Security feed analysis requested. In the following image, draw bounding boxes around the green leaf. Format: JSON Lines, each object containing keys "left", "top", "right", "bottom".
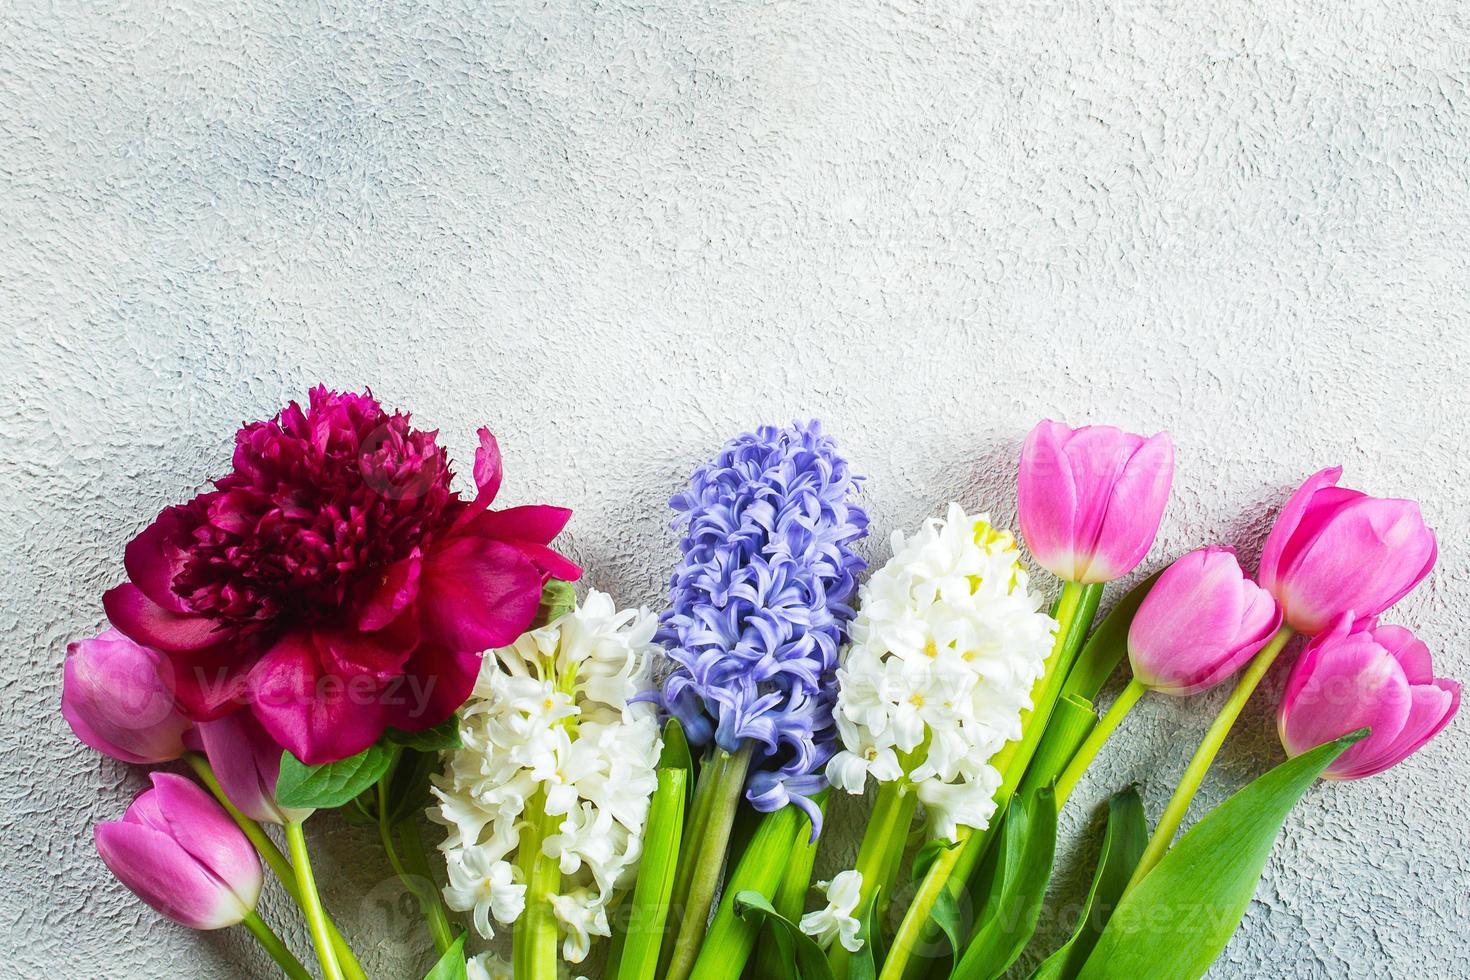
{"left": 612, "top": 766, "right": 687, "bottom": 980}
{"left": 423, "top": 933, "right": 467, "bottom": 980}
{"left": 1030, "top": 785, "right": 1147, "bottom": 980}
{"left": 847, "top": 887, "right": 884, "bottom": 980}
{"left": 952, "top": 785, "right": 1059, "bottom": 980}
{"left": 1019, "top": 694, "right": 1098, "bottom": 798}
{"left": 658, "top": 717, "right": 695, "bottom": 808}
{"left": 1075, "top": 731, "right": 1368, "bottom": 980}
{"left": 383, "top": 748, "right": 438, "bottom": 824}
{"left": 276, "top": 744, "right": 396, "bottom": 810}
{"left": 534, "top": 577, "right": 577, "bottom": 627}
{"left": 928, "top": 883, "right": 964, "bottom": 963}
{"left": 1059, "top": 570, "right": 1163, "bottom": 704}
{"left": 911, "top": 836, "right": 962, "bottom": 882}
{"left": 732, "top": 890, "right": 835, "bottom": 980}
{"left": 385, "top": 717, "right": 462, "bottom": 752}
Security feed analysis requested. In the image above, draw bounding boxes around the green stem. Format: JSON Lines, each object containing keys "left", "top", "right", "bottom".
{"left": 669, "top": 747, "right": 721, "bottom": 924}
{"left": 514, "top": 791, "right": 564, "bottom": 980}
{"left": 662, "top": 744, "right": 755, "bottom": 980}
{"left": 1125, "top": 627, "right": 1294, "bottom": 892}
{"left": 285, "top": 820, "right": 345, "bottom": 980}
{"left": 241, "top": 910, "right": 315, "bottom": 980}
{"left": 185, "top": 754, "right": 367, "bottom": 980}
{"left": 1055, "top": 677, "right": 1146, "bottom": 805}
{"left": 830, "top": 778, "right": 917, "bottom": 979}
{"left": 399, "top": 815, "right": 457, "bottom": 955}
{"left": 882, "top": 581, "right": 1095, "bottom": 980}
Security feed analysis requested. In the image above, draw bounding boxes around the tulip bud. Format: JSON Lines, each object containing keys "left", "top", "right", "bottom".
{"left": 197, "top": 712, "right": 314, "bottom": 825}
{"left": 1017, "top": 420, "right": 1174, "bottom": 584}
{"left": 62, "top": 629, "right": 193, "bottom": 764}
{"left": 94, "top": 773, "right": 263, "bottom": 929}
{"left": 1127, "top": 547, "right": 1282, "bottom": 696}
{"left": 1278, "top": 614, "right": 1460, "bottom": 780}
{"left": 1257, "top": 467, "right": 1436, "bottom": 635}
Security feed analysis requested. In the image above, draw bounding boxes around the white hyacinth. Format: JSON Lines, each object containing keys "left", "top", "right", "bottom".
{"left": 799, "top": 870, "right": 866, "bottom": 953}
{"left": 433, "top": 590, "right": 662, "bottom": 964}
{"left": 827, "top": 503, "right": 1056, "bottom": 840}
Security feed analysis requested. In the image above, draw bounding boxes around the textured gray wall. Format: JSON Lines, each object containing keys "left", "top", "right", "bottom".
{"left": 2, "top": 1, "right": 1468, "bottom": 977}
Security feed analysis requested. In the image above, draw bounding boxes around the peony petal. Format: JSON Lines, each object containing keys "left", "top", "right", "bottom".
{"left": 466, "top": 505, "right": 573, "bottom": 546}
{"left": 450, "top": 428, "right": 505, "bottom": 531}
{"left": 145, "top": 773, "right": 262, "bottom": 907}
{"left": 506, "top": 541, "right": 583, "bottom": 582}
{"left": 418, "top": 537, "right": 544, "bottom": 653}
{"left": 164, "top": 645, "right": 256, "bottom": 721}
{"left": 381, "top": 642, "right": 481, "bottom": 732}
{"left": 317, "top": 618, "right": 418, "bottom": 682}
{"left": 104, "top": 584, "right": 221, "bottom": 652}
{"left": 246, "top": 632, "right": 386, "bottom": 766}
{"left": 123, "top": 508, "right": 194, "bottom": 613}
{"left": 95, "top": 821, "right": 246, "bottom": 930}
{"left": 357, "top": 552, "right": 422, "bottom": 632}
{"left": 473, "top": 428, "right": 503, "bottom": 503}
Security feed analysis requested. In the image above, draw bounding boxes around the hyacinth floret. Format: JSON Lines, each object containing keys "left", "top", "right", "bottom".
{"left": 659, "top": 420, "right": 868, "bottom": 832}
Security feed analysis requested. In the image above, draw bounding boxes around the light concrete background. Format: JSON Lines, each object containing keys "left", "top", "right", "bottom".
{"left": 3, "top": 1, "right": 1468, "bottom": 977}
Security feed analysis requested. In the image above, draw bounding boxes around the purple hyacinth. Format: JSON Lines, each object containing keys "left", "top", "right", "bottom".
{"left": 660, "top": 421, "right": 868, "bottom": 835}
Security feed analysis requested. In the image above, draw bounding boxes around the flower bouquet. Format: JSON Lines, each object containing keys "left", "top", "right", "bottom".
{"left": 64, "top": 392, "right": 1458, "bottom": 980}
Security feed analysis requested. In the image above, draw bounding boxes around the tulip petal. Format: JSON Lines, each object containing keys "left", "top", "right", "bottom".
{"left": 1279, "top": 631, "right": 1411, "bottom": 774}
{"left": 247, "top": 632, "right": 386, "bottom": 766}
{"left": 145, "top": 773, "right": 262, "bottom": 907}
{"left": 419, "top": 537, "right": 544, "bottom": 653}
{"left": 104, "top": 584, "right": 221, "bottom": 652}
{"left": 96, "top": 822, "right": 247, "bottom": 930}
{"left": 198, "top": 713, "right": 285, "bottom": 824}
{"left": 1017, "top": 421, "right": 1084, "bottom": 580}
{"left": 1018, "top": 421, "right": 1172, "bottom": 583}
{"left": 1373, "top": 625, "right": 1434, "bottom": 684}
{"left": 1127, "top": 547, "right": 1277, "bottom": 695}
{"left": 61, "top": 630, "right": 192, "bottom": 764}
{"left": 1341, "top": 679, "right": 1460, "bottom": 779}
{"left": 1087, "top": 430, "right": 1174, "bottom": 582}
{"left": 1258, "top": 467, "right": 1342, "bottom": 589}
{"left": 1276, "top": 497, "right": 1436, "bottom": 633}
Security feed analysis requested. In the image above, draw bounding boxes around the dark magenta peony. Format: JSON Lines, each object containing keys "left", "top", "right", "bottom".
{"left": 103, "top": 387, "right": 579, "bottom": 764}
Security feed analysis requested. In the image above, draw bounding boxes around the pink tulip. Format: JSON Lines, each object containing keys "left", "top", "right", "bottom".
{"left": 94, "top": 773, "right": 263, "bottom": 929}
{"left": 197, "top": 712, "right": 313, "bottom": 825}
{"left": 62, "top": 629, "right": 193, "bottom": 764}
{"left": 1128, "top": 547, "right": 1283, "bottom": 696}
{"left": 1257, "top": 467, "right": 1436, "bottom": 635}
{"left": 1017, "top": 420, "right": 1174, "bottom": 583}
{"left": 1278, "top": 614, "right": 1460, "bottom": 780}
